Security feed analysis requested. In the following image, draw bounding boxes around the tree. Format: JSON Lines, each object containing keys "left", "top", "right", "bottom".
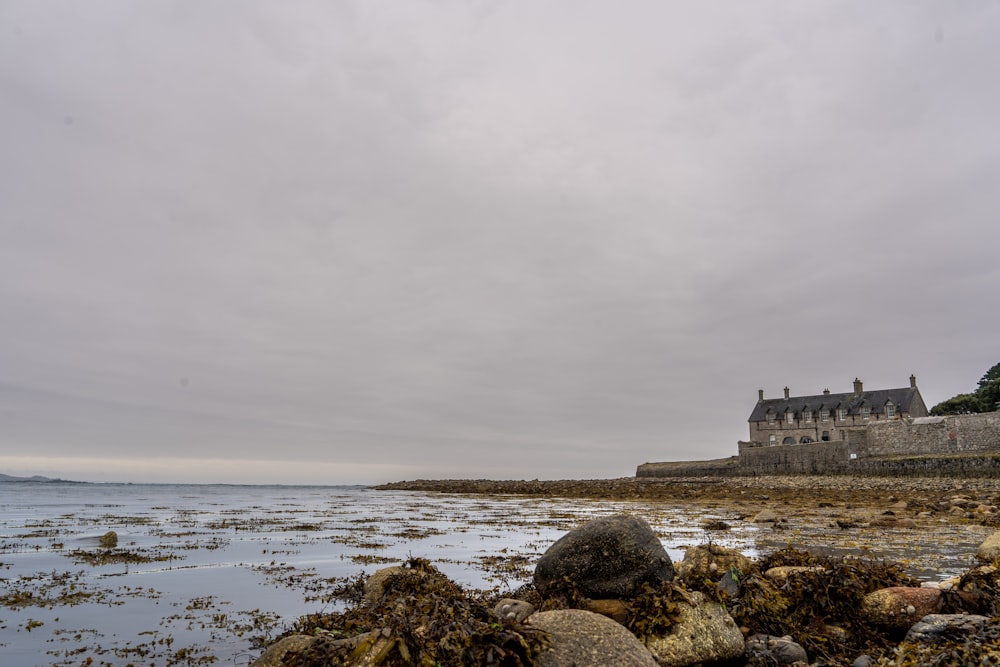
{"left": 979, "top": 362, "right": 1000, "bottom": 389}
{"left": 930, "top": 362, "right": 1000, "bottom": 415}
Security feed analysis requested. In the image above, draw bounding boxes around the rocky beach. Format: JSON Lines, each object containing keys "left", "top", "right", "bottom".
{"left": 254, "top": 475, "right": 1000, "bottom": 666}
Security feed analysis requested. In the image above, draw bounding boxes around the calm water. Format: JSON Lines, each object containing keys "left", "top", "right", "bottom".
{"left": 0, "top": 481, "right": 752, "bottom": 667}
{"left": 0, "top": 481, "right": 988, "bottom": 666}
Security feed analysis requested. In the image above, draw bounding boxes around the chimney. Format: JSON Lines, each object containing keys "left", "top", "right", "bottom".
{"left": 823, "top": 388, "right": 830, "bottom": 395}
{"left": 910, "top": 374, "right": 917, "bottom": 388}
{"left": 758, "top": 389, "right": 764, "bottom": 402}
{"left": 784, "top": 386, "right": 790, "bottom": 399}
{"left": 853, "top": 378, "right": 863, "bottom": 395}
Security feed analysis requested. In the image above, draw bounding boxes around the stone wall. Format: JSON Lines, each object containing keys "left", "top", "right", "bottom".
{"left": 733, "top": 412, "right": 1000, "bottom": 476}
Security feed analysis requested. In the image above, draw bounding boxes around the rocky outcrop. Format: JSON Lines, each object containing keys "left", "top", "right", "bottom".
{"left": 533, "top": 514, "right": 674, "bottom": 598}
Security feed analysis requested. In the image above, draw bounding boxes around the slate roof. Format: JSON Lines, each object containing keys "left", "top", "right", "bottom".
{"left": 748, "top": 386, "right": 924, "bottom": 423}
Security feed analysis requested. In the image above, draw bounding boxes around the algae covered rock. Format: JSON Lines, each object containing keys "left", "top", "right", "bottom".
{"left": 644, "top": 590, "right": 744, "bottom": 667}
{"left": 527, "top": 609, "right": 658, "bottom": 667}
{"left": 99, "top": 530, "right": 118, "bottom": 548}
{"left": 676, "top": 543, "right": 752, "bottom": 583}
{"left": 860, "top": 587, "right": 942, "bottom": 631}
{"left": 534, "top": 514, "right": 674, "bottom": 599}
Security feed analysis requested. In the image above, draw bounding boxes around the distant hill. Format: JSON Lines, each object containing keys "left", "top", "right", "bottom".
{"left": 0, "top": 473, "right": 74, "bottom": 483}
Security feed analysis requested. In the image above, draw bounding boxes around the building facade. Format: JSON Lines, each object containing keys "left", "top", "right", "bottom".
{"left": 746, "top": 376, "right": 928, "bottom": 447}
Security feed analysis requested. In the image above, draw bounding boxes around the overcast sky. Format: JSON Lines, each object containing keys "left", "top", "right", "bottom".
{"left": 1, "top": 1, "right": 998, "bottom": 485}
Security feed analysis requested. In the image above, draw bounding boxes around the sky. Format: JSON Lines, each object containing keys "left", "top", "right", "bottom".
{"left": 1, "top": 1, "right": 998, "bottom": 485}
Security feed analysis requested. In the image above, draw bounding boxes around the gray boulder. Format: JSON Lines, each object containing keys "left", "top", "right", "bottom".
{"left": 534, "top": 514, "right": 674, "bottom": 599}
{"left": 644, "top": 591, "right": 745, "bottom": 667}
{"left": 905, "top": 613, "right": 990, "bottom": 642}
{"left": 527, "top": 609, "right": 658, "bottom": 667}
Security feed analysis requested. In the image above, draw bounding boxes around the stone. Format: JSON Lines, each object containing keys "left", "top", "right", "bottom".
{"left": 745, "top": 633, "right": 809, "bottom": 665}
{"left": 904, "top": 613, "right": 990, "bottom": 642}
{"left": 977, "top": 530, "right": 1000, "bottom": 561}
{"left": 869, "top": 516, "right": 917, "bottom": 528}
{"left": 644, "top": 591, "right": 745, "bottom": 667}
{"left": 362, "top": 565, "right": 407, "bottom": 607}
{"left": 851, "top": 656, "right": 872, "bottom": 667}
{"left": 533, "top": 514, "right": 674, "bottom": 599}
{"left": 763, "top": 565, "right": 825, "bottom": 587}
{"left": 752, "top": 509, "right": 779, "bottom": 523}
{"left": 717, "top": 568, "right": 741, "bottom": 597}
{"left": 250, "top": 634, "right": 315, "bottom": 667}
{"left": 527, "top": 609, "right": 658, "bottom": 667}
{"left": 676, "top": 544, "right": 752, "bottom": 583}
{"left": 860, "top": 587, "right": 943, "bottom": 630}
{"left": 99, "top": 530, "right": 118, "bottom": 548}
{"left": 493, "top": 598, "right": 535, "bottom": 623}
{"left": 585, "top": 598, "right": 630, "bottom": 624}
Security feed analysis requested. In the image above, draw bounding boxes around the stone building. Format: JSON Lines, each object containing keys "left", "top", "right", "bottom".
{"left": 746, "top": 376, "right": 928, "bottom": 447}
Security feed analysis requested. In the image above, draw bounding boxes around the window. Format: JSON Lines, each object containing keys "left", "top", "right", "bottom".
{"left": 885, "top": 403, "right": 896, "bottom": 419}
{"left": 861, "top": 406, "right": 871, "bottom": 420}
{"left": 803, "top": 410, "right": 812, "bottom": 422}
{"left": 767, "top": 412, "right": 775, "bottom": 425}
{"left": 783, "top": 436, "right": 796, "bottom": 444}
{"left": 821, "top": 409, "right": 829, "bottom": 422}
{"left": 822, "top": 431, "right": 830, "bottom": 441}
{"left": 786, "top": 411, "right": 795, "bottom": 425}
{"left": 837, "top": 408, "right": 847, "bottom": 421}
{"left": 769, "top": 435, "right": 776, "bottom": 445}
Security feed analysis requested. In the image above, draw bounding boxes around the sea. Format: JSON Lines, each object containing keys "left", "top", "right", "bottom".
{"left": 0, "top": 481, "right": 988, "bottom": 666}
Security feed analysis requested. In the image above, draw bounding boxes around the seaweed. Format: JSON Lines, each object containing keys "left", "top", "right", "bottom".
{"left": 730, "top": 547, "right": 920, "bottom": 664}
{"left": 282, "top": 558, "right": 547, "bottom": 666}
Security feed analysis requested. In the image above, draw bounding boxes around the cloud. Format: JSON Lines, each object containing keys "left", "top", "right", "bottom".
{"left": 1, "top": 1, "right": 998, "bottom": 482}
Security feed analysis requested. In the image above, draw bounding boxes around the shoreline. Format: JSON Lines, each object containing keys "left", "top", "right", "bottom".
{"left": 375, "top": 474, "right": 1000, "bottom": 506}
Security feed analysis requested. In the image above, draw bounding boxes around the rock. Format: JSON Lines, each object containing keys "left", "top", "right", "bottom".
{"left": 717, "top": 568, "right": 741, "bottom": 597}
{"left": 904, "top": 613, "right": 990, "bottom": 642}
{"left": 752, "top": 509, "right": 779, "bottom": 523}
{"left": 585, "top": 599, "right": 630, "bottom": 624}
{"left": 851, "top": 656, "right": 872, "bottom": 667}
{"left": 889, "top": 616, "right": 1000, "bottom": 665}
{"left": 763, "top": 565, "right": 825, "bottom": 587}
{"left": 676, "top": 544, "right": 752, "bottom": 583}
{"left": 977, "top": 530, "right": 1000, "bottom": 561}
{"left": 745, "top": 633, "right": 808, "bottom": 665}
{"left": 362, "top": 565, "right": 407, "bottom": 606}
{"left": 869, "top": 516, "right": 917, "bottom": 528}
{"left": 493, "top": 598, "right": 535, "bottom": 623}
{"left": 527, "top": 609, "right": 658, "bottom": 667}
{"left": 250, "top": 634, "right": 315, "bottom": 667}
{"left": 860, "top": 587, "right": 942, "bottom": 630}
{"left": 99, "top": 530, "right": 118, "bottom": 548}
{"left": 534, "top": 514, "right": 674, "bottom": 599}
{"left": 644, "top": 591, "right": 745, "bottom": 667}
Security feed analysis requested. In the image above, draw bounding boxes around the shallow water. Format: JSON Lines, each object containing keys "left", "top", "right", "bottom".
{"left": 0, "top": 481, "right": 988, "bottom": 666}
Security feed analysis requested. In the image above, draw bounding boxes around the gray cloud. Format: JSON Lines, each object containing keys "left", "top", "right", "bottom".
{"left": 1, "top": 1, "right": 998, "bottom": 483}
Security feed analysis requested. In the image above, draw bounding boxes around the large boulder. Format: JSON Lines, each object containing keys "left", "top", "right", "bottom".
{"left": 527, "top": 609, "right": 658, "bottom": 667}
{"left": 644, "top": 591, "right": 745, "bottom": 667}
{"left": 534, "top": 514, "right": 674, "bottom": 599}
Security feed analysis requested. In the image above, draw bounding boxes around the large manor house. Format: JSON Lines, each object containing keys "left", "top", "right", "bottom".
{"left": 746, "top": 376, "right": 928, "bottom": 447}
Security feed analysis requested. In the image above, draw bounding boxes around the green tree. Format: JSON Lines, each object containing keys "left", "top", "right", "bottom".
{"left": 979, "top": 362, "right": 1000, "bottom": 388}
{"left": 930, "top": 362, "right": 1000, "bottom": 415}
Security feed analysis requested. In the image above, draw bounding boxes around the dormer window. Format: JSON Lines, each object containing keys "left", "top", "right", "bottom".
{"left": 803, "top": 410, "right": 812, "bottom": 422}
{"left": 767, "top": 412, "right": 775, "bottom": 426}
{"left": 820, "top": 409, "right": 829, "bottom": 422}
{"left": 861, "top": 406, "right": 871, "bottom": 420}
{"left": 786, "top": 411, "right": 795, "bottom": 425}
{"left": 837, "top": 408, "right": 847, "bottom": 421}
{"left": 885, "top": 402, "right": 896, "bottom": 419}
